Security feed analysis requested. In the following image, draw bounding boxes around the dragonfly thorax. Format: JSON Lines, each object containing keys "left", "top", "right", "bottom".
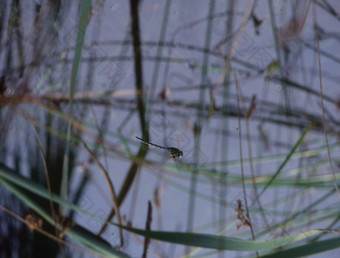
{"left": 167, "top": 147, "right": 183, "bottom": 158}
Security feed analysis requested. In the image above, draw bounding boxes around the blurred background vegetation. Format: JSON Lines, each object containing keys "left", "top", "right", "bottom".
{"left": 0, "top": 0, "right": 339, "bottom": 257}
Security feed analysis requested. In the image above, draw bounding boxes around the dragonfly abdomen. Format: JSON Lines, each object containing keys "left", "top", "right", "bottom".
{"left": 136, "top": 136, "right": 165, "bottom": 149}
{"left": 147, "top": 142, "right": 168, "bottom": 150}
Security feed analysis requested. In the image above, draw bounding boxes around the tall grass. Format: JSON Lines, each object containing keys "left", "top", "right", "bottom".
{"left": 0, "top": 0, "right": 339, "bottom": 257}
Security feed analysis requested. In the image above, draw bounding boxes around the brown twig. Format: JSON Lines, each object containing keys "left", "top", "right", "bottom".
{"left": 82, "top": 140, "right": 124, "bottom": 247}
{"left": 314, "top": 5, "right": 340, "bottom": 198}
{"left": 233, "top": 66, "right": 258, "bottom": 258}
{"left": 142, "top": 201, "right": 152, "bottom": 258}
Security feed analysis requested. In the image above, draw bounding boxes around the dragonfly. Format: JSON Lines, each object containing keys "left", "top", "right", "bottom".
{"left": 136, "top": 136, "right": 183, "bottom": 158}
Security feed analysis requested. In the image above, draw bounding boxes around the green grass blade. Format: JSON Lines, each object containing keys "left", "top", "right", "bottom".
{"left": 117, "top": 224, "right": 324, "bottom": 251}
{"left": 61, "top": 0, "right": 92, "bottom": 215}
{"left": 257, "top": 125, "right": 312, "bottom": 198}
{"left": 260, "top": 237, "right": 340, "bottom": 258}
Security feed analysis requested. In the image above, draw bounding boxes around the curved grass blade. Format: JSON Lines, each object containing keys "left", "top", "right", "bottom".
{"left": 117, "top": 224, "right": 324, "bottom": 251}
{"left": 260, "top": 236, "right": 340, "bottom": 258}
